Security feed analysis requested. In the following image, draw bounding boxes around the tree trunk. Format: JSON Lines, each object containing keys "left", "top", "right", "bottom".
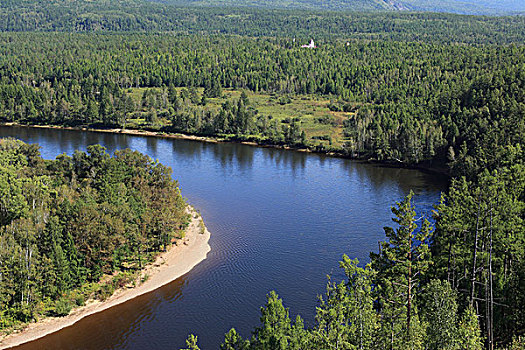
{"left": 488, "top": 210, "right": 494, "bottom": 349}
{"left": 407, "top": 235, "right": 412, "bottom": 337}
{"left": 470, "top": 199, "right": 481, "bottom": 305}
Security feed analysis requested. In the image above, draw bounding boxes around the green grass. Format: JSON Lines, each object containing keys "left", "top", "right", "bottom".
{"left": 126, "top": 87, "right": 353, "bottom": 149}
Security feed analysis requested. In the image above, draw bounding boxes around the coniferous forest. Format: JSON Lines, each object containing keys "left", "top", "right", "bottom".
{"left": 1, "top": 33, "right": 524, "bottom": 178}
{"left": 0, "top": 0, "right": 524, "bottom": 349}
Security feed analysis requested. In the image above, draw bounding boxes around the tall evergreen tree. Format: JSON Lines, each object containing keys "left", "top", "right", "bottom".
{"left": 371, "top": 192, "right": 432, "bottom": 350}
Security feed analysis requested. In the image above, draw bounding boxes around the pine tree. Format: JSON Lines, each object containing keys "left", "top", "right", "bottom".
{"left": 458, "top": 307, "right": 483, "bottom": 350}
{"left": 371, "top": 192, "right": 432, "bottom": 350}
{"left": 314, "top": 256, "right": 378, "bottom": 349}
{"left": 251, "top": 291, "right": 293, "bottom": 350}
{"left": 221, "top": 329, "right": 249, "bottom": 350}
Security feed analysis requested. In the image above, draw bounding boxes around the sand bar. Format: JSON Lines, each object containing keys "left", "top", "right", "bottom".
{"left": 0, "top": 206, "right": 211, "bottom": 349}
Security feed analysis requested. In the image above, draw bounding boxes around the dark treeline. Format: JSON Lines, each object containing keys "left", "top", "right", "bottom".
{"left": 1, "top": 0, "right": 525, "bottom": 44}
{"left": 0, "top": 33, "right": 523, "bottom": 176}
{"left": 0, "top": 138, "right": 187, "bottom": 328}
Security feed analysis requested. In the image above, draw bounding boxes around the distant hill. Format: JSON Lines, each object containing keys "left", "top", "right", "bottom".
{"left": 149, "top": 0, "right": 408, "bottom": 11}
{"left": 150, "top": 0, "right": 524, "bottom": 14}
{"left": 1, "top": 0, "right": 524, "bottom": 42}
{"left": 401, "top": 0, "right": 524, "bottom": 15}
{"left": 1, "top": 0, "right": 523, "bottom": 19}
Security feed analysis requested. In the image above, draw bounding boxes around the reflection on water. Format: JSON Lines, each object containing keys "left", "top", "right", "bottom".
{"left": 0, "top": 126, "right": 448, "bottom": 350}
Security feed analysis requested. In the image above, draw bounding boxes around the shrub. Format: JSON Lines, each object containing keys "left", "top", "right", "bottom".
{"left": 96, "top": 283, "right": 115, "bottom": 301}
{"left": 54, "top": 298, "right": 72, "bottom": 317}
{"left": 279, "top": 96, "right": 292, "bottom": 105}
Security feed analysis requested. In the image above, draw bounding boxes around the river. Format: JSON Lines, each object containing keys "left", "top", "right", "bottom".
{"left": 0, "top": 126, "right": 448, "bottom": 350}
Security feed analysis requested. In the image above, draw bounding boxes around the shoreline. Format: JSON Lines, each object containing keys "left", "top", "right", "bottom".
{"left": 0, "top": 122, "right": 222, "bottom": 144}
{"left": 0, "top": 122, "right": 450, "bottom": 177}
{"left": 0, "top": 206, "right": 211, "bottom": 350}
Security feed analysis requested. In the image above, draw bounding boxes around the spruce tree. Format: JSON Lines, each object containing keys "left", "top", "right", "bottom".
{"left": 371, "top": 192, "right": 432, "bottom": 350}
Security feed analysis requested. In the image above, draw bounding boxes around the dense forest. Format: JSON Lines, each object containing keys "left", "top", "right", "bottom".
{"left": 154, "top": 0, "right": 524, "bottom": 14}
{"left": 0, "top": 0, "right": 524, "bottom": 348}
{"left": 151, "top": 0, "right": 403, "bottom": 11}
{"left": 1, "top": 1, "right": 525, "bottom": 43}
{"left": 0, "top": 33, "right": 523, "bottom": 177}
{"left": 0, "top": 138, "right": 188, "bottom": 329}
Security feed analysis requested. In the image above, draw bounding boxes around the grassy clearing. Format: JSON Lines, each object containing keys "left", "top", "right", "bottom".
{"left": 125, "top": 87, "right": 354, "bottom": 149}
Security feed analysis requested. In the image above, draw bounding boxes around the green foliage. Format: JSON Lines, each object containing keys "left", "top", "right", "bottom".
{"left": 507, "top": 336, "right": 525, "bottom": 350}
{"left": 432, "top": 167, "right": 525, "bottom": 344}
{"left": 313, "top": 257, "right": 378, "bottom": 349}
{"left": 370, "top": 192, "right": 431, "bottom": 349}
{"left": 54, "top": 298, "right": 73, "bottom": 317}
{"left": 181, "top": 334, "right": 201, "bottom": 350}
{"left": 204, "top": 78, "right": 223, "bottom": 99}
{"left": 421, "top": 279, "right": 460, "bottom": 350}
{"left": 0, "top": 166, "right": 27, "bottom": 226}
{"left": 251, "top": 291, "right": 293, "bottom": 349}
{"left": 0, "top": 139, "right": 187, "bottom": 330}
{"left": 221, "top": 329, "right": 249, "bottom": 350}
{"left": 1, "top": 1, "right": 524, "bottom": 39}
{"left": 458, "top": 307, "right": 483, "bottom": 350}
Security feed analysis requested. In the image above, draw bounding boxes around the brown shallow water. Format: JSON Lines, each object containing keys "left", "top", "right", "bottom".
{"left": 0, "top": 125, "right": 448, "bottom": 350}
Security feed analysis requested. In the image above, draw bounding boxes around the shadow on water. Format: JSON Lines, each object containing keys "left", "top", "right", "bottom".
{"left": 10, "top": 276, "right": 189, "bottom": 350}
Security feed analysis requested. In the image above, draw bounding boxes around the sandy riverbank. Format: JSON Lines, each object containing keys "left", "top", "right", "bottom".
{"left": 1, "top": 122, "right": 221, "bottom": 144}
{"left": 0, "top": 123, "right": 310, "bottom": 152}
{"left": 0, "top": 206, "right": 211, "bottom": 350}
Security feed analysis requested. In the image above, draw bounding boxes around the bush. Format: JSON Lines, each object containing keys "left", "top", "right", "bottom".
{"left": 343, "top": 103, "right": 356, "bottom": 112}
{"left": 509, "top": 336, "right": 525, "bottom": 350}
{"left": 14, "top": 306, "right": 34, "bottom": 323}
{"left": 311, "top": 135, "right": 331, "bottom": 141}
{"left": 70, "top": 291, "right": 85, "bottom": 306}
{"left": 316, "top": 114, "right": 338, "bottom": 126}
{"left": 279, "top": 96, "right": 292, "bottom": 105}
{"left": 328, "top": 102, "right": 342, "bottom": 111}
{"left": 112, "top": 272, "right": 135, "bottom": 289}
{"left": 96, "top": 283, "right": 115, "bottom": 301}
{"left": 54, "top": 298, "right": 72, "bottom": 317}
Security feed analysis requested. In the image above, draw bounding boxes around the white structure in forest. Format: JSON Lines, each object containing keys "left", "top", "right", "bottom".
{"left": 301, "top": 39, "right": 316, "bottom": 48}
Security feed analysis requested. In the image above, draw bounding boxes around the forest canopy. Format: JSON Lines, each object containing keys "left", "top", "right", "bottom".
{"left": 0, "top": 33, "right": 523, "bottom": 177}
{"left": 0, "top": 1, "right": 524, "bottom": 44}
{"left": 0, "top": 138, "right": 188, "bottom": 329}
{"left": 0, "top": 0, "right": 524, "bottom": 348}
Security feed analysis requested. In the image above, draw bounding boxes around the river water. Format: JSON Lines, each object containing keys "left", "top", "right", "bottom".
{"left": 0, "top": 126, "right": 448, "bottom": 350}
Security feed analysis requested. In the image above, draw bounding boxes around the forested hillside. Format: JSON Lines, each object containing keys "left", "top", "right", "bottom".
{"left": 401, "top": 0, "right": 524, "bottom": 15}
{"left": 0, "top": 33, "right": 523, "bottom": 177}
{"left": 154, "top": 0, "right": 523, "bottom": 14}
{"left": 0, "top": 139, "right": 188, "bottom": 329}
{"left": 149, "top": 0, "right": 403, "bottom": 11}
{"left": 1, "top": 0, "right": 525, "bottom": 43}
